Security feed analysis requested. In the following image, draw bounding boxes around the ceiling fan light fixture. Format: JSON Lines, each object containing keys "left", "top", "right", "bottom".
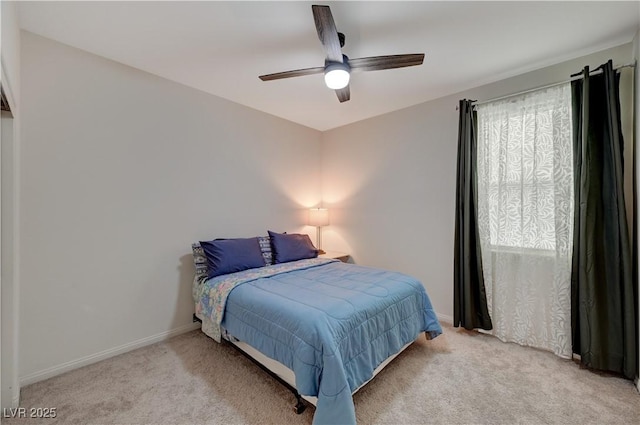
{"left": 324, "top": 62, "right": 350, "bottom": 89}
{"left": 258, "top": 6, "right": 425, "bottom": 102}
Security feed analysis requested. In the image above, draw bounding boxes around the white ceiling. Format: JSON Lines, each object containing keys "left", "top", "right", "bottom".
{"left": 17, "top": 1, "right": 640, "bottom": 131}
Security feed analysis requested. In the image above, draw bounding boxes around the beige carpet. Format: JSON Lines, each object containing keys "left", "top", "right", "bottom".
{"left": 5, "top": 324, "right": 639, "bottom": 425}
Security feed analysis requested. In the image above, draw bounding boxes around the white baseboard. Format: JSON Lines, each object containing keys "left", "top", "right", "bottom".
{"left": 436, "top": 312, "right": 453, "bottom": 325}
{"left": 20, "top": 322, "right": 201, "bottom": 387}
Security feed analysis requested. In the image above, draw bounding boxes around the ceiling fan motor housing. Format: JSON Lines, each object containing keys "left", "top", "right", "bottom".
{"left": 325, "top": 55, "right": 351, "bottom": 68}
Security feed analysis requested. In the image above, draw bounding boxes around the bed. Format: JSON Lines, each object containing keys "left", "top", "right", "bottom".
{"left": 192, "top": 234, "right": 442, "bottom": 425}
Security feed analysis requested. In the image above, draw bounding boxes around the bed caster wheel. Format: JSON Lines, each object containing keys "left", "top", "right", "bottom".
{"left": 294, "top": 400, "right": 306, "bottom": 414}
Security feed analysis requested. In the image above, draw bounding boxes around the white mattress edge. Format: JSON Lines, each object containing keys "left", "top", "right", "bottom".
{"left": 224, "top": 332, "right": 414, "bottom": 406}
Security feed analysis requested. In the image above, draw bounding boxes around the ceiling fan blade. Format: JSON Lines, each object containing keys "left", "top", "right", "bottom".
{"left": 335, "top": 85, "right": 350, "bottom": 103}
{"left": 259, "top": 66, "right": 325, "bottom": 81}
{"left": 312, "top": 5, "right": 343, "bottom": 63}
{"left": 348, "top": 54, "right": 425, "bottom": 72}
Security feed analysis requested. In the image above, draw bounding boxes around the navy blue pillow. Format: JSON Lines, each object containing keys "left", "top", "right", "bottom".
{"left": 199, "top": 237, "right": 265, "bottom": 279}
{"left": 268, "top": 231, "right": 318, "bottom": 264}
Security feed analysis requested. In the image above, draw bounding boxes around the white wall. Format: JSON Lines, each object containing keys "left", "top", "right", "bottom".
{"left": 1, "top": 0, "right": 22, "bottom": 409}
{"left": 19, "top": 32, "right": 322, "bottom": 383}
{"left": 321, "top": 43, "right": 634, "bottom": 324}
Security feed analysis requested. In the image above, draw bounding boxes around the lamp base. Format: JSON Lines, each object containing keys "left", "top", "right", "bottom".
{"left": 315, "top": 226, "right": 325, "bottom": 255}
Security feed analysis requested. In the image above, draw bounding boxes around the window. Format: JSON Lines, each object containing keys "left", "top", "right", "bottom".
{"left": 476, "top": 85, "right": 573, "bottom": 252}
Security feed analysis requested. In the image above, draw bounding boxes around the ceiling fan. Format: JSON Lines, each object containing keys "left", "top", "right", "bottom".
{"left": 258, "top": 5, "right": 425, "bottom": 103}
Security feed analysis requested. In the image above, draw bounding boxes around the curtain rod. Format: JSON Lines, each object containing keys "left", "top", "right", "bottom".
{"left": 458, "top": 62, "right": 635, "bottom": 109}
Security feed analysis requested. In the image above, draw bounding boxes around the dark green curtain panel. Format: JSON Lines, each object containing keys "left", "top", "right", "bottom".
{"left": 571, "top": 60, "right": 638, "bottom": 380}
{"left": 454, "top": 99, "right": 492, "bottom": 331}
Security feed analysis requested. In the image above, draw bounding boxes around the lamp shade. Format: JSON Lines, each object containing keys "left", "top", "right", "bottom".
{"left": 309, "top": 208, "right": 329, "bottom": 227}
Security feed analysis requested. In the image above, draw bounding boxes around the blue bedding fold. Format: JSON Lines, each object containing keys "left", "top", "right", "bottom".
{"left": 219, "top": 260, "right": 442, "bottom": 424}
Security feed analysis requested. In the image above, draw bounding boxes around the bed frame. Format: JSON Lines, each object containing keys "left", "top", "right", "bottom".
{"left": 193, "top": 314, "right": 412, "bottom": 414}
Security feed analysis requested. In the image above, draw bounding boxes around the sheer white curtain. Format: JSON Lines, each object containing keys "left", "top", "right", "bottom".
{"left": 476, "top": 84, "right": 574, "bottom": 358}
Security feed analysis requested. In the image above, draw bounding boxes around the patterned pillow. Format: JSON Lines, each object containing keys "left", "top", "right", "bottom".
{"left": 191, "top": 242, "right": 209, "bottom": 284}
{"left": 192, "top": 236, "right": 273, "bottom": 284}
{"left": 258, "top": 235, "right": 274, "bottom": 266}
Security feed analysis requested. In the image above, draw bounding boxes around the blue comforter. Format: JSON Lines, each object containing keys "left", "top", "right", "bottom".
{"left": 217, "top": 259, "right": 441, "bottom": 424}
